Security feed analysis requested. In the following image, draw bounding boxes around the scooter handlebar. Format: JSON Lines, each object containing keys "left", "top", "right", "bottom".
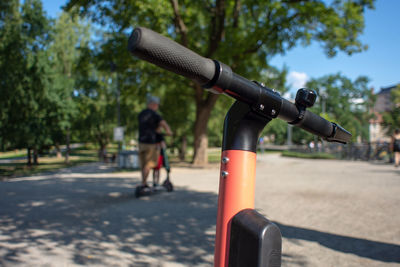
{"left": 128, "top": 27, "right": 352, "bottom": 144}
{"left": 128, "top": 27, "right": 216, "bottom": 86}
{"left": 326, "top": 123, "right": 352, "bottom": 144}
{"left": 296, "top": 111, "right": 351, "bottom": 144}
{"left": 279, "top": 98, "right": 351, "bottom": 143}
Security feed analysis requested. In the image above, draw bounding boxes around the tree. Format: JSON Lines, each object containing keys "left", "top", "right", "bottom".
{"left": 72, "top": 45, "right": 119, "bottom": 157}
{"left": 305, "top": 73, "right": 374, "bottom": 143}
{"left": 48, "top": 11, "right": 90, "bottom": 162}
{"left": 66, "top": 0, "right": 375, "bottom": 165}
{"left": 0, "top": 0, "right": 54, "bottom": 164}
{"left": 0, "top": 0, "right": 24, "bottom": 151}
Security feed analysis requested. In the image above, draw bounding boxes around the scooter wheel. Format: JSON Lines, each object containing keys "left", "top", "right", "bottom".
{"left": 166, "top": 182, "right": 174, "bottom": 192}
{"left": 135, "top": 186, "right": 142, "bottom": 198}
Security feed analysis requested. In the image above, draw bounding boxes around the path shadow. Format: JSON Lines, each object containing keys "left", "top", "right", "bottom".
{"left": 277, "top": 222, "right": 400, "bottom": 264}
{"left": 0, "top": 175, "right": 217, "bottom": 266}
{"left": 42, "top": 162, "right": 117, "bottom": 175}
{"left": 2, "top": 167, "right": 399, "bottom": 266}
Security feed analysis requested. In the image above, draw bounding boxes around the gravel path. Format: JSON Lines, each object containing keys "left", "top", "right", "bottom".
{"left": 0, "top": 153, "right": 399, "bottom": 266}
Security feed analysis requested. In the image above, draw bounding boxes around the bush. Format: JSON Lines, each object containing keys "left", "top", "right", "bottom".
{"left": 282, "top": 151, "right": 336, "bottom": 160}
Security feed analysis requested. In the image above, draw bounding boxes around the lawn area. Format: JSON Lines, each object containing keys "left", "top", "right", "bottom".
{"left": 166, "top": 147, "right": 223, "bottom": 164}
{"left": 281, "top": 150, "right": 336, "bottom": 159}
{"left": 1, "top": 146, "right": 288, "bottom": 178}
{"left": 0, "top": 150, "right": 27, "bottom": 159}
{"left": 0, "top": 147, "right": 99, "bottom": 178}
{"left": 168, "top": 147, "right": 282, "bottom": 164}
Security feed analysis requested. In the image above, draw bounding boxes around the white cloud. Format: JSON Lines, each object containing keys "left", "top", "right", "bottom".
{"left": 287, "top": 71, "right": 309, "bottom": 90}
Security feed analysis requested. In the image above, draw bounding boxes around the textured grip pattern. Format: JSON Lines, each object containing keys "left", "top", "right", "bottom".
{"left": 297, "top": 110, "right": 333, "bottom": 138}
{"left": 128, "top": 27, "right": 215, "bottom": 85}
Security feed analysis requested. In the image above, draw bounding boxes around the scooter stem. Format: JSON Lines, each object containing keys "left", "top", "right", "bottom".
{"left": 214, "top": 101, "right": 271, "bottom": 267}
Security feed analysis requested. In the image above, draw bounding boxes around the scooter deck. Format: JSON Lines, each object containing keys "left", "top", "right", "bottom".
{"left": 135, "top": 179, "right": 173, "bottom": 198}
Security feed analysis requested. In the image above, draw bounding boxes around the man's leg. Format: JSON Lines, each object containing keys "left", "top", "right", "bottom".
{"left": 152, "top": 169, "right": 158, "bottom": 186}
{"left": 142, "top": 166, "right": 151, "bottom": 186}
{"left": 139, "top": 144, "right": 150, "bottom": 186}
{"left": 139, "top": 143, "right": 159, "bottom": 186}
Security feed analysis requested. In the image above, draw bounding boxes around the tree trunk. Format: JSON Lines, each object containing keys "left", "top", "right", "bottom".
{"left": 101, "top": 145, "right": 107, "bottom": 162}
{"left": 179, "top": 135, "right": 187, "bottom": 161}
{"left": 192, "top": 122, "right": 208, "bottom": 166}
{"left": 192, "top": 91, "right": 219, "bottom": 166}
{"left": 55, "top": 143, "right": 62, "bottom": 158}
{"left": 27, "top": 147, "right": 32, "bottom": 166}
{"left": 169, "top": 0, "right": 224, "bottom": 166}
{"left": 33, "top": 148, "right": 39, "bottom": 165}
{"left": 98, "top": 141, "right": 107, "bottom": 162}
{"left": 65, "top": 128, "right": 70, "bottom": 163}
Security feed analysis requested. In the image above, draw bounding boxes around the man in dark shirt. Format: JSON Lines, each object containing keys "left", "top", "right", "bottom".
{"left": 138, "top": 96, "right": 172, "bottom": 187}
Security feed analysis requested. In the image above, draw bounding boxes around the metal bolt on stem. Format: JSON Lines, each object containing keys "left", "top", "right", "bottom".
{"left": 221, "top": 171, "right": 229, "bottom": 178}
{"left": 222, "top": 157, "right": 229, "bottom": 164}
{"left": 271, "top": 109, "right": 276, "bottom": 116}
{"left": 259, "top": 104, "right": 265, "bottom": 111}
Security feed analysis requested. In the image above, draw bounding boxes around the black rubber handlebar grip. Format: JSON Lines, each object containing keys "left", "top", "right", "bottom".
{"left": 327, "top": 123, "right": 352, "bottom": 143}
{"left": 128, "top": 27, "right": 216, "bottom": 86}
{"left": 296, "top": 110, "right": 334, "bottom": 138}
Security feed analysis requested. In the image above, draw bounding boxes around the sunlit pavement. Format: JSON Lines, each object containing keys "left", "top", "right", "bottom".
{"left": 1, "top": 154, "right": 399, "bottom": 266}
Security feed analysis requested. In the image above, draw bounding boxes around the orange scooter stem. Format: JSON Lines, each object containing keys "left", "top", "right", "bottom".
{"left": 213, "top": 101, "right": 271, "bottom": 267}
{"left": 214, "top": 149, "right": 257, "bottom": 267}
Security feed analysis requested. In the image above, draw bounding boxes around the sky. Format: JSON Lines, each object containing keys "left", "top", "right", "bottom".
{"left": 270, "top": 0, "right": 400, "bottom": 94}
{"left": 42, "top": 0, "right": 399, "bottom": 94}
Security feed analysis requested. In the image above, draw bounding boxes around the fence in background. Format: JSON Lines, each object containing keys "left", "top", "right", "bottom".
{"left": 285, "top": 141, "right": 392, "bottom": 163}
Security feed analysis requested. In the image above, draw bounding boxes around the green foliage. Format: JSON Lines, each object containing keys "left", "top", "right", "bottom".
{"left": 0, "top": 0, "right": 375, "bottom": 166}
{"left": 65, "top": 0, "right": 375, "bottom": 164}
{"left": 262, "top": 119, "right": 288, "bottom": 145}
{"left": 47, "top": 12, "right": 90, "bottom": 149}
{"left": 282, "top": 150, "right": 336, "bottom": 160}
{"left": 0, "top": 146, "right": 97, "bottom": 177}
{"left": 72, "top": 56, "right": 118, "bottom": 151}
{"left": 0, "top": 0, "right": 53, "bottom": 152}
{"left": 305, "top": 73, "right": 374, "bottom": 143}
{"left": 0, "top": 2, "right": 91, "bottom": 165}
{"left": 263, "top": 73, "right": 374, "bottom": 145}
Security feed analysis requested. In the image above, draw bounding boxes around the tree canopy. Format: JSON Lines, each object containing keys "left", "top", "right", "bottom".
{"left": 65, "top": 0, "right": 375, "bottom": 165}
{"left": 0, "top": 0, "right": 380, "bottom": 166}
{"left": 0, "top": 1, "right": 91, "bottom": 163}
{"left": 306, "top": 73, "right": 374, "bottom": 143}
{"left": 0, "top": 0, "right": 53, "bottom": 163}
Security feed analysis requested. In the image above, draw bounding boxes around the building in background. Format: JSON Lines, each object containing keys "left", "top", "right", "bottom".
{"left": 369, "top": 85, "right": 398, "bottom": 142}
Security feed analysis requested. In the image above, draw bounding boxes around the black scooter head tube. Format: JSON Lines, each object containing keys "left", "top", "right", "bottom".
{"left": 128, "top": 27, "right": 352, "bottom": 144}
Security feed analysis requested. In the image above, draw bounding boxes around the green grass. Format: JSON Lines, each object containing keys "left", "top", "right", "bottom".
{"left": 257, "top": 149, "right": 283, "bottom": 154}
{"left": 0, "top": 150, "right": 27, "bottom": 159}
{"left": 208, "top": 150, "right": 222, "bottom": 163}
{"left": 165, "top": 147, "right": 222, "bottom": 164}
{"left": 0, "top": 148, "right": 98, "bottom": 178}
{"left": 167, "top": 148, "right": 280, "bottom": 165}
{"left": 3, "top": 145, "right": 285, "bottom": 177}
{"left": 0, "top": 142, "right": 125, "bottom": 178}
{"left": 281, "top": 150, "right": 336, "bottom": 160}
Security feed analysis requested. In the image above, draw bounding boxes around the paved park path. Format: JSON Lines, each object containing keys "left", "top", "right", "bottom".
{"left": 0, "top": 153, "right": 399, "bottom": 266}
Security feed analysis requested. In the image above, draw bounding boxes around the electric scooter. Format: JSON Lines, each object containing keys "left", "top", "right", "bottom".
{"left": 128, "top": 27, "right": 351, "bottom": 267}
{"left": 135, "top": 139, "right": 174, "bottom": 198}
